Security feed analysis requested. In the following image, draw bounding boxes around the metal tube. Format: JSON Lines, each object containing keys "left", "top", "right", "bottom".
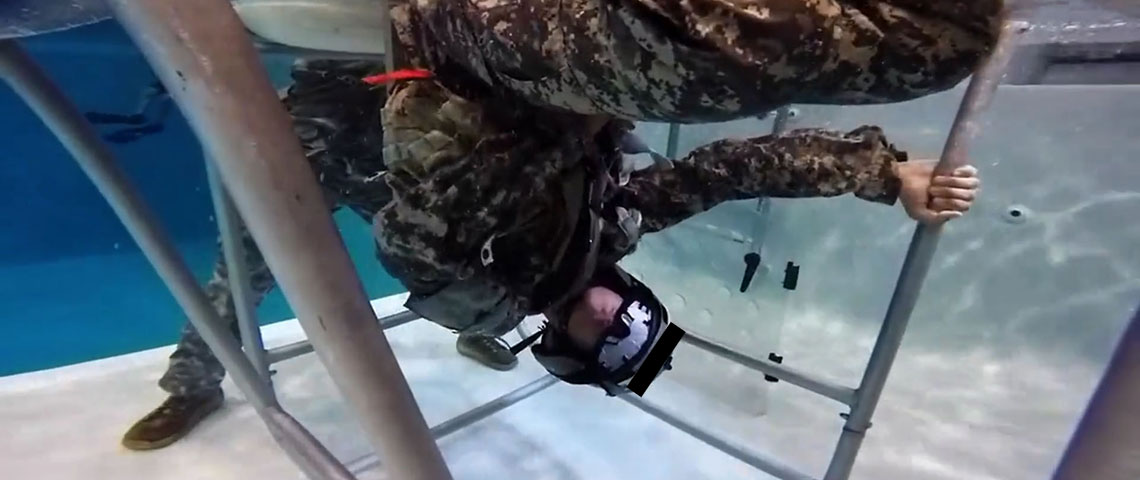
{"left": 622, "top": 396, "right": 817, "bottom": 480}
{"left": 266, "top": 340, "right": 316, "bottom": 365}
{"left": 378, "top": 0, "right": 395, "bottom": 75}
{"left": 345, "top": 376, "right": 560, "bottom": 475}
{"left": 251, "top": 38, "right": 386, "bottom": 61}
{"left": 430, "top": 376, "right": 559, "bottom": 439}
{"left": 770, "top": 105, "right": 791, "bottom": 135}
{"left": 262, "top": 407, "right": 357, "bottom": 480}
{"left": 749, "top": 105, "right": 791, "bottom": 254}
{"left": 665, "top": 123, "right": 681, "bottom": 159}
{"left": 206, "top": 156, "right": 273, "bottom": 388}
{"left": 0, "top": 38, "right": 359, "bottom": 480}
{"left": 103, "top": 2, "right": 453, "bottom": 479}
{"left": 681, "top": 333, "right": 856, "bottom": 406}
{"left": 266, "top": 310, "right": 421, "bottom": 365}
{"left": 1051, "top": 304, "right": 1140, "bottom": 480}
{"left": 822, "top": 19, "right": 1027, "bottom": 480}
{"left": 0, "top": 38, "right": 276, "bottom": 410}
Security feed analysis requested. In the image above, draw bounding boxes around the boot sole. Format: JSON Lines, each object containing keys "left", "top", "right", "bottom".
{"left": 456, "top": 345, "right": 519, "bottom": 371}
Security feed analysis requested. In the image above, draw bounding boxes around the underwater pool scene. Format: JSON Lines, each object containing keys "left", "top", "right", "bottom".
{"left": 2, "top": 2, "right": 1138, "bottom": 480}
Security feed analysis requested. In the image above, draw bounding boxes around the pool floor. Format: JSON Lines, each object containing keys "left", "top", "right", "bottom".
{"left": 0, "top": 295, "right": 775, "bottom": 480}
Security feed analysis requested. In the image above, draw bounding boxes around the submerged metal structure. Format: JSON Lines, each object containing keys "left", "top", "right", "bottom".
{"left": 3, "top": 1, "right": 1137, "bottom": 479}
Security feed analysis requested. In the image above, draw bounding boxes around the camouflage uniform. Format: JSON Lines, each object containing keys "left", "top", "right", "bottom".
{"left": 374, "top": 0, "right": 1002, "bottom": 335}
{"left": 390, "top": 0, "right": 1003, "bottom": 121}
{"left": 159, "top": 60, "right": 391, "bottom": 396}
{"left": 162, "top": 0, "right": 1004, "bottom": 394}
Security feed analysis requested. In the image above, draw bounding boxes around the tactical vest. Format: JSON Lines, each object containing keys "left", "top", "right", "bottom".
{"left": 400, "top": 133, "right": 641, "bottom": 337}
{"left": 378, "top": 27, "right": 645, "bottom": 337}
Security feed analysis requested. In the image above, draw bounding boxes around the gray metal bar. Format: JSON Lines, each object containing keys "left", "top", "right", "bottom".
{"left": 622, "top": 395, "right": 817, "bottom": 480}
{"left": 749, "top": 105, "right": 791, "bottom": 254}
{"left": 1051, "top": 303, "right": 1140, "bottom": 480}
{"left": 266, "top": 310, "right": 421, "bottom": 365}
{"left": 379, "top": 0, "right": 395, "bottom": 75}
{"left": 0, "top": 38, "right": 356, "bottom": 480}
{"left": 682, "top": 333, "right": 856, "bottom": 406}
{"left": 205, "top": 156, "right": 273, "bottom": 388}
{"left": 430, "top": 376, "right": 559, "bottom": 439}
{"left": 251, "top": 38, "right": 386, "bottom": 61}
{"left": 665, "top": 123, "right": 681, "bottom": 159}
{"left": 103, "top": 1, "right": 453, "bottom": 479}
{"left": 263, "top": 407, "right": 356, "bottom": 480}
{"left": 822, "top": 19, "right": 1027, "bottom": 480}
{"left": 0, "top": 37, "right": 277, "bottom": 411}
{"left": 346, "top": 376, "right": 560, "bottom": 475}
{"left": 770, "top": 105, "right": 791, "bottom": 134}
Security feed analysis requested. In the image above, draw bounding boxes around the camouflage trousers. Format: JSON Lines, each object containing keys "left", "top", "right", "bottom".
{"left": 159, "top": 57, "right": 436, "bottom": 397}
{"left": 156, "top": 207, "right": 502, "bottom": 397}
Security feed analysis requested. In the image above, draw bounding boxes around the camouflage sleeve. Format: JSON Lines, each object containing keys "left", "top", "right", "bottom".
{"left": 396, "top": 0, "right": 1004, "bottom": 122}
{"left": 614, "top": 126, "right": 904, "bottom": 233}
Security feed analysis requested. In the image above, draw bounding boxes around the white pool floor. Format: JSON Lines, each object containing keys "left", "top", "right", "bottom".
{"left": 0, "top": 295, "right": 779, "bottom": 480}
{"left": 0, "top": 286, "right": 1103, "bottom": 480}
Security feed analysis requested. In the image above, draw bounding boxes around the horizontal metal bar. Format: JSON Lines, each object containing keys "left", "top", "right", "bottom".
{"left": 250, "top": 37, "right": 386, "bottom": 61}
{"left": 431, "top": 376, "right": 559, "bottom": 439}
{"left": 621, "top": 395, "right": 817, "bottom": 480}
{"left": 265, "top": 339, "right": 317, "bottom": 365}
{"left": 681, "top": 333, "right": 856, "bottom": 406}
{"left": 266, "top": 310, "right": 421, "bottom": 364}
{"left": 346, "top": 375, "right": 560, "bottom": 474}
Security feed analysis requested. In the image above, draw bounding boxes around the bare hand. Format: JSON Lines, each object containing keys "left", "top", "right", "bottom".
{"left": 895, "top": 160, "right": 980, "bottom": 225}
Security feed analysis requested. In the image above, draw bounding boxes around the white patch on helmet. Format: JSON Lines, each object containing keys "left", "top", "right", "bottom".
{"left": 598, "top": 300, "right": 652, "bottom": 370}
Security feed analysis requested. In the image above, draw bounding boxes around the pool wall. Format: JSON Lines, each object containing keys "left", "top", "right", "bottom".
{"left": 628, "top": 83, "right": 1140, "bottom": 479}
{"left": 0, "top": 22, "right": 396, "bottom": 375}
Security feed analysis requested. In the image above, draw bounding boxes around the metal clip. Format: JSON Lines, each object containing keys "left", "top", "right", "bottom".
{"left": 480, "top": 234, "right": 496, "bottom": 267}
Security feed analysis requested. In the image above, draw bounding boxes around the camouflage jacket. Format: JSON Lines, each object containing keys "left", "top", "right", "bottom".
{"left": 375, "top": 80, "right": 906, "bottom": 336}
{"left": 373, "top": 0, "right": 1003, "bottom": 336}
{"left": 389, "top": 0, "right": 1003, "bottom": 122}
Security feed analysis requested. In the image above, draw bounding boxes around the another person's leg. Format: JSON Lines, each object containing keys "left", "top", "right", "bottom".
{"left": 122, "top": 228, "right": 276, "bottom": 451}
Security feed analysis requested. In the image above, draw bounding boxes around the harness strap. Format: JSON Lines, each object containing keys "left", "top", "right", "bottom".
{"left": 552, "top": 166, "right": 586, "bottom": 270}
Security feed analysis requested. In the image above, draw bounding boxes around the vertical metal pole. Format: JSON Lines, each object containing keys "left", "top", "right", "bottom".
{"left": 378, "top": 0, "right": 395, "bottom": 76}
{"left": 770, "top": 106, "right": 791, "bottom": 135}
{"left": 1051, "top": 304, "right": 1140, "bottom": 480}
{"left": 665, "top": 123, "right": 681, "bottom": 159}
{"left": 822, "top": 19, "right": 1026, "bottom": 480}
{"left": 205, "top": 156, "right": 273, "bottom": 389}
{"left": 103, "top": 2, "right": 453, "bottom": 479}
{"left": 0, "top": 38, "right": 276, "bottom": 411}
{"left": 0, "top": 39, "right": 355, "bottom": 480}
{"left": 750, "top": 106, "right": 791, "bottom": 254}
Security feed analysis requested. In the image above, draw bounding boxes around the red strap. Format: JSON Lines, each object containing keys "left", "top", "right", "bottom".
{"left": 361, "top": 69, "right": 434, "bottom": 85}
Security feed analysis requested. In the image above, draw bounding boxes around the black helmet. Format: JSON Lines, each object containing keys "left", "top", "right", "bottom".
{"left": 520, "top": 265, "right": 682, "bottom": 396}
{"left": 513, "top": 137, "right": 683, "bottom": 396}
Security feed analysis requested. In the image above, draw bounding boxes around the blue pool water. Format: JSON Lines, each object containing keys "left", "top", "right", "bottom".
{"left": 0, "top": 21, "right": 403, "bottom": 376}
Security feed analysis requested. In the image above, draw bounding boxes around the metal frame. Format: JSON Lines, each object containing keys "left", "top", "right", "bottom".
{"left": 1051, "top": 302, "right": 1140, "bottom": 480}
{"left": 15, "top": 6, "right": 1115, "bottom": 480}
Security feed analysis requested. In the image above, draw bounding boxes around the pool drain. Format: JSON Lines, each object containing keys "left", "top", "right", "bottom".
{"left": 1002, "top": 204, "right": 1030, "bottom": 224}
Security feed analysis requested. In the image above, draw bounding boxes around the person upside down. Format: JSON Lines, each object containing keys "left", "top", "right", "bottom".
{"left": 122, "top": 0, "right": 1001, "bottom": 450}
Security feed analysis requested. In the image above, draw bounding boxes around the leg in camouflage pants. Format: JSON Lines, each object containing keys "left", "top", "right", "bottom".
{"left": 157, "top": 58, "right": 517, "bottom": 398}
